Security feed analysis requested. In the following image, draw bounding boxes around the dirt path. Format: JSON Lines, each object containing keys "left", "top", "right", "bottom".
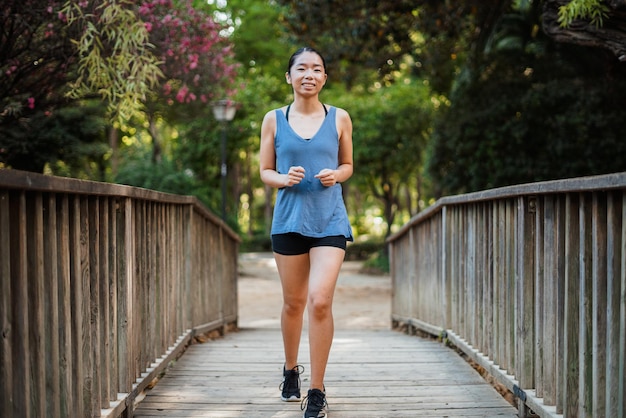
{"left": 237, "top": 252, "right": 392, "bottom": 330}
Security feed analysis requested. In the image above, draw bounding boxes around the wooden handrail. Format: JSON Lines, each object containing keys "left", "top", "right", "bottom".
{"left": 388, "top": 172, "right": 626, "bottom": 418}
{"left": 0, "top": 169, "right": 240, "bottom": 418}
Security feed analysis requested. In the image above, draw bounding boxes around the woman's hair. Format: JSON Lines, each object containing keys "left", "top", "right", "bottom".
{"left": 287, "top": 47, "right": 327, "bottom": 74}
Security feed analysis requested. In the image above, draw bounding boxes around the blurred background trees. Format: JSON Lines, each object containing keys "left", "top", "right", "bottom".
{"left": 1, "top": 0, "right": 625, "bottom": 253}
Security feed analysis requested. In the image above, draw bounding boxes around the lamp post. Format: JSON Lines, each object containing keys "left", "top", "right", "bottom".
{"left": 212, "top": 99, "right": 237, "bottom": 221}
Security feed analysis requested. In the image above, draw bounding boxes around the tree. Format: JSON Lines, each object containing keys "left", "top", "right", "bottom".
{"left": 0, "top": 0, "right": 81, "bottom": 171}
{"left": 201, "top": 0, "right": 296, "bottom": 235}
{"left": 426, "top": 2, "right": 626, "bottom": 196}
{"left": 544, "top": 0, "right": 626, "bottom": 60}
{"left": 276, "top": 0, "right": 420, "bottom": 89}
{"left": 335, "top": 81, "right": 433, "bottom": 237}
{"left": 61, "top": 0, "right": 164, "bottom": 120}
{"left": 136, "top": 0, "right": 239, "bottom": 163}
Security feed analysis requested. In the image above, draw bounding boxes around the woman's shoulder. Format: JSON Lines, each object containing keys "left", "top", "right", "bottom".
{"left": 262, "top": 106, "right": 288, "bottom": 122}
{"left": 325, "top": 104, "right": 350, "bottom": 118}
{"left": 325, "top": 105, "right": 351, "bottom": 125}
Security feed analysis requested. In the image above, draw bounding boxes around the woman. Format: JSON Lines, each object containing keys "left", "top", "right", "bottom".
{"left": 259, "top": 47, "right": 354, "bottom": 418}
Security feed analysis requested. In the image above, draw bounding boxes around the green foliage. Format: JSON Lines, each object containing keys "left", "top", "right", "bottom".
{"left": 239, "top": 233, "right": 273, "bottom": 253}
{"left": 361, "top": 250, "right": 390, "bottom": 274}
{"left": 114, "top": 145, "right": 218, "bottom": 211}
{"left": 62, "top": 0, "right": 163, "bottom": 120}
{"left": 0, "top": 100, "right": 108, "bottom": 174}
{"left": 427, "top": 38, "right": 626, "bottom": 195}
{"left": 345, "top": 239, "right": 386, "bottom": 262}
{"left": 558, "top": 0, "right": 610, "bottom": 27}
{"left": 334, "top": 79, "right": 434, "bottom": 235}
{"left": 226, "top": 0, "right": 290, "bottom": 76}
{"left": 276, "top": 0, "right": 420, "bottom": 88}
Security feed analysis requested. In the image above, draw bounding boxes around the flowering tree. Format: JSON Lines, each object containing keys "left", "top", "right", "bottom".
{"left": 62, "top": 0, "right": 164, "bottom": 120}
{"left": 139, "top": 0, "right": 238, "bottom": 109}
{"left": 136, "top": 0, "right": 239, "bottom": 161}
{"left": 0, "top": 0, "right": 238, "bottom": 172}
{"left": 0, "top": 0, "right": 80, "bottom": 171}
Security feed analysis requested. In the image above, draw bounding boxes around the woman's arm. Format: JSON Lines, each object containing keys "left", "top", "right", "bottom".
{"left": 336, "top": 107, "right": 354, "bottom": 183}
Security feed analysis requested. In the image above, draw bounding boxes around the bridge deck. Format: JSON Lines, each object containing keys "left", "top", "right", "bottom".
{"left": 133, "top": 328, "right": 518, "bottom": 417}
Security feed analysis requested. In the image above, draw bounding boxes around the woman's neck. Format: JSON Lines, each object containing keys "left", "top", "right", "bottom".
{"left": 291, "top": 97, "right": 323, "bottom": 116}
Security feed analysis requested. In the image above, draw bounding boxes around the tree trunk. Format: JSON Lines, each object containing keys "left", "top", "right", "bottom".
{"left": 108, "top": 126, "right": 118, "bottom": 176}
{"left": 148, "top": 114, "right": 162, "bottom": 163}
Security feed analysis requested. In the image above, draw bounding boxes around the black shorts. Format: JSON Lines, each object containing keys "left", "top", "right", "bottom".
{"left": 271, "top": 233, "right": 347, "bottom": 255}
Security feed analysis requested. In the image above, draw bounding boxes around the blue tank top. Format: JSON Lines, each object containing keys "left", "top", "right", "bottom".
{"left": 271, "top": 106, "right": 353, "bottom": 240}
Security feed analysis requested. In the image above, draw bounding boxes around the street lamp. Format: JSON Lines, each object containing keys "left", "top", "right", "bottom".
{"left": 212, "top": 99, "right": 237, "bottom": 221}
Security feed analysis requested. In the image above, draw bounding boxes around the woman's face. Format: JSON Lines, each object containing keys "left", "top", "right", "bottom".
{"left": 286, "top": 51, "right": 327, "bottom": 97}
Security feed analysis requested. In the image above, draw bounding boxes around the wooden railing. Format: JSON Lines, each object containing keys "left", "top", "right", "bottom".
{"left": 388, "top": 172, "right": 626, "bottom": 418}
{"left": 0, "top": 169, "right": 240, "bottom": 418}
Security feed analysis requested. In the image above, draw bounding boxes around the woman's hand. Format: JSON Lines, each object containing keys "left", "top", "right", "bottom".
{"left": 285, "top": 166, "right": 306, "bottom": 187}
{"left": 315, "top": 168, "right": 337, "bottom": 187}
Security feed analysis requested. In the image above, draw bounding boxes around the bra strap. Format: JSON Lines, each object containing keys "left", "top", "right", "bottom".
{"left": 285, "top": 103, "right": 328, "bottom": 121}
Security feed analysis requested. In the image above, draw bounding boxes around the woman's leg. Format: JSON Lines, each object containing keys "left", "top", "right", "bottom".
{"left": 307, "top": 246, "right": 345, "bottom": 390}
{"left": 274, "top": 252, "right": 310, "bottom": 369}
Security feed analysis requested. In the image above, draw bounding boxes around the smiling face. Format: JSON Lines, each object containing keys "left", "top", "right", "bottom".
{"left": 286, "top": 51, "right": 327, "bottom": 97}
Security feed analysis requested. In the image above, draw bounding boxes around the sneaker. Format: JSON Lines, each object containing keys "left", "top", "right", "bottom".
{"left": 280, "top": 364, "right": 304, "bottom": 401}
{"left": 301, "top": 388, "right": 328, "bottom": 418}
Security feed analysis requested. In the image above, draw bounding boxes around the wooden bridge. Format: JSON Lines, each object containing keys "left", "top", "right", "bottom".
{"left": 1, "top": 169, "right": 625, "bottom": 417}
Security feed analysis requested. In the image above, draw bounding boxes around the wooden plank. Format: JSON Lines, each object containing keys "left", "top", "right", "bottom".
{"left": 563, "top": 194, "right": 580, "bottom": 417}
{"left": 542, "top": 196, "right": 557, "bottom": 406}
{"left": 534, "top": 196, "right": 545, "bottom": 399}
{"left": 592, "top": 193, "right": 607, "bottom": 417}
{"left": 69, "top": 195, "right": 85, "bottom": 416}
{"left": 605, "top": 191, "right": 622, "bottom": 417}
{"left": 11, "top": 192, "right": 31, "bottom": 417}
{"left": 57, "top": 194, "right": 74, "bottom": 417}
{"left": 27, "top": 193, "right": 46, "bottom": 416}
{"left": 134, "top": 329, "right": 517, "bottom": 417}
{"left": 620, "top": 193, "right": 626, "bottom": 418}
{"left": 516, "top": 196, "right": 535, "bottom": 390}
{"left": 0, "top": 191, "right": 13, "bottom": 418}
{"left": 99, "top": 197, "right": 111, "bottom": 406}
{"left": 88, "top": 196, "right": 101, "bottom": 415}
{"left": 117, "top": 197, "right": 132, "bottom": 392}
{"left": 505, "top": 199, "right": 515, "bottom": 375}
{"left": 43, "top": 194, "right": 61, "bottom": 418}
{"left": 578, "top": 193, "right": 593, "bottom": 417}
{"left": 618, "top": 194, "right": 626, "bottom": 416}
{"left": 108, "top": 198, "right": 119, "bottom": 403}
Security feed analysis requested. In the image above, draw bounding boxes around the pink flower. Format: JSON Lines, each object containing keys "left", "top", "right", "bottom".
{"left": 27, "top": 97, "right": 35, "bottom": 109}
{"left": 145, "top": 22, "right": 153, "bottom": 32}
{"left": 175, "top": 86, "right": 188, "bottom": 103}
{"left": 188, "top": 53, "right": 198, "bottom": 70}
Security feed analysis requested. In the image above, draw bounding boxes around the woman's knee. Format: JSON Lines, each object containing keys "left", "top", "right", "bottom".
{"left": 283, "top": 297, "right": 306, "bottom": 316}
{"left": 307, "top": 294, "right": 332, "bottom": 319}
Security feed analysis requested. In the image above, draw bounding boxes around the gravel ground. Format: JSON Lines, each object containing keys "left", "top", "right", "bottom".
{"left": 237, "top": 252, "right": 392, "bottom": 331}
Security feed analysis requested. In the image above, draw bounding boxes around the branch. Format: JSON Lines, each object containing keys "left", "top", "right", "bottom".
{"left": 543, "top": 0, "right": 626, "bottom": 61}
